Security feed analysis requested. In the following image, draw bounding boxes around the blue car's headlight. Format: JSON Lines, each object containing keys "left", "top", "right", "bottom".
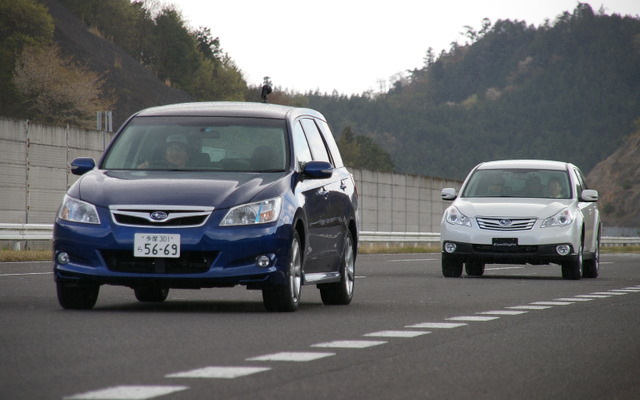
{"left": 220, "top": 197, "right": 282, "bottom": 226}
{"left": 57, "top": 195, "right": 100, "bottom": 224}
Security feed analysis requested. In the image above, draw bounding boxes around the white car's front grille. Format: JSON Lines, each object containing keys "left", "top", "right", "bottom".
{"left": 476, "top": 217, "right": 536, "bottom": 231}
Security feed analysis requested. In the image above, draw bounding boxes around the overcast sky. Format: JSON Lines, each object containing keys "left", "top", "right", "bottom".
{"left": 170, "top": 0, "right": 639, "bottom": 95}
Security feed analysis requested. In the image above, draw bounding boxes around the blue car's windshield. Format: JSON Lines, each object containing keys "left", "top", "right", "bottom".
{"left": 101, "top": 116, "right": 288, "bottom": 172}
{"left": 461, "top": 169, "right": 571, "bottom": 199}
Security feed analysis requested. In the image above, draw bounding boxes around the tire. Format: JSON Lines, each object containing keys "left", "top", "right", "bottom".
{"left": 465, "top": 259, "right": 485, "bottom": 277}
{"left": 562, "top": 242, "right": 583, "bottom": 280}
{"left": 442, "top": 254, "right": 463, "bottom": 278}
{"left": 134, "top": 286, "right": 169, "bottom": 302}
{"left": 262, "top": 231, "right": 302, "bottom": 312}
{"left": 320, "top": 229, "right": 355, "bottom": 305}
{"left": 583, "top": 230, "right": 600, "bottom": 278}
{"left": 56, "top": 281, "right": 99, "bottom": 310}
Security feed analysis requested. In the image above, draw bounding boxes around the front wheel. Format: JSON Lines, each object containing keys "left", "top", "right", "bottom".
{"left": 442, "top": 254, "right": 463, "bottom": 278}
{"left": 562, "top": 242, "right": 583, "bottom": 280}
{"left": 465, "top": 259, "right": 485, "bottom": 277}
{"left": 57, "top": 282, "right": 99, "bottom": 310}
{"left": 134, "top": 286, "right": 169, "bottom": 302}
{"left": 320, "top": 229, "right": 355, "bottom": 305}
{"left": 262, "top": 231, "right": 302, "bottom": 312}
{"left": 583, "top": 230, "right": 600, "bottom": 279}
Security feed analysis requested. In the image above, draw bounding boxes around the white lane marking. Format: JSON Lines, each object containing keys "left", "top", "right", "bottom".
{"left": 555, "top": 297, "right": 593, "bottom": 302}
{"left": 166, "top": 366, "right": 270, "bottom": 379}
{"left": 247, "top": 352, "right": 335, "bottom": 362}
{"left": 0, "top": 272, "right": 52, "bottom": 277}
{"left": 485, "top": 266, "right": 525, "bottom": 271}
{"left": 364, "top": 330, "right": 430, "bottom": 338}
{"left": 311, "top": 340, "right": 386, "bottom": 349}
{"left": 610, "top": 289, "right": 640, "bottom": 293}
{"left": 530, "top": 301, "right": 573, "bottom": 306}
{"left": 406, "top": 322, "right": 467, "bottom": 329}
{"left": 477, "top": 310, "right": 527, "bottom": 315}
{"left": 64, "top": 385, "right": 188, "bottom": 400}
{"left": 446, "top": 316, "right": 500, "bottom": 322}
{"left": 575, "top": 294, "right": 610, "bottom": 299}
{"left": 592, "top": 291, "right": 627, "bottom": 296}
{"left": 388, "top": 258, "right": 438, "bottom": 262}
{"left": 507, "top": 305, "right": 552, "bottom": 310}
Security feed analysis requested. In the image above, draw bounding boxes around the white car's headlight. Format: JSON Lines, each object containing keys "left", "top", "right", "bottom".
{"left": 221, "top": 197, "right": 282, "bottom": 226}
{"left": 541, "top": 207, "right": 574, "bottom": 228}
{"left": 444, "top": 206, "right": 471, "bottom": 227}
{"left": 58, "top": 195, "right": 100, "bottom": 224}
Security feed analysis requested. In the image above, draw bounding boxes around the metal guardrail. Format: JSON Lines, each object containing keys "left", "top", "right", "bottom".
{"left": 1, "top": 224, "right": 639, "bottom": 247}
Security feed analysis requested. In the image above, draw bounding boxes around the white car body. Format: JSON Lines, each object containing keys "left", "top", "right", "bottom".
{"left": 440, "top": 160, "right": 601, "bottom": 280}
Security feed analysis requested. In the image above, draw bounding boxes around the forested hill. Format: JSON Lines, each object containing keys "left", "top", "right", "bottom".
{"left": 307, "top": 4, "right": 640, "bottom": 180}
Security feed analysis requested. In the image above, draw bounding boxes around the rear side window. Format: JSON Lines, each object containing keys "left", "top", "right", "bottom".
{"left": 316, "top": 119, "right": 344, "bottom": 168}
{"left": 300, "top": 119, "right": 331, "bottom": 164}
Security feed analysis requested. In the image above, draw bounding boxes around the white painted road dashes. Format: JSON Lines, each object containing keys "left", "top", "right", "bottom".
{"left": 63, "top": 285, "right": 640, "bottom": 399}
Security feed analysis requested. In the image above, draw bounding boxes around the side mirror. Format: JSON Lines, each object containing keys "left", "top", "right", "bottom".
{"left": 580, "top": 189, "right": 598, "bottom": 202}
{"left": 303, "top": 161, "right": 333, "bottom": 179}
{"left": 70, "top": 157, "right": 96, "bottom": 176}
{"left": 441, "top": 188, "right": 457, "bottom": 201}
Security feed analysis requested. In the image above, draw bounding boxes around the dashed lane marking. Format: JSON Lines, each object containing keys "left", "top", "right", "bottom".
{"left": 166, "top": 366, "right": 271, "bottom": 379}
{"left": 575, "top": 294, "right": 611, "bottom": 299}
{"left": 446, "top": 316, "right": 500, "bottom": 322}
{"left": 311, "top": 340, "right": 387, "bottom": 349}
{"left": 555, "top": 297, "right": 593, "bottom": 302}
{"left": 64, "top": 385, "right": 188, "bottom": 400}
{"left": 593, "top": 291, "right": 627, "bottom": 296}
{"left": 405, "top": 322, "right": 468, "bottom": 329}
{"left": 476, "top": 310, "right": 528, "bottom": 315}
{"left": 247, "top": 352, "right": 335, "bottom": 362}
{"left": 364, "top": 330, "right": 431, "bottom": 338}
{"left": 530, "top": 301, "right": 573, "bottom": 306}
{"left": 507, "top": 305, "right": 552, "bottom": 310}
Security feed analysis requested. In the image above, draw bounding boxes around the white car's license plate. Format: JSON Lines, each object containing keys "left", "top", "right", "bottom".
{"left": 134, "top": 233, "right": 181, "bottom": 258}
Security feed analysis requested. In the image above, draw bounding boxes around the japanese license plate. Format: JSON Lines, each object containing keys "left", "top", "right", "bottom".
{"left": 134, "top": 233, "right": 181, "bottom": 258}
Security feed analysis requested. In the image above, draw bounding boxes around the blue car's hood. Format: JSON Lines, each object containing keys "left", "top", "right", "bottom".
{"left": 72, "top": 170, "right": 289, "bottom": 210}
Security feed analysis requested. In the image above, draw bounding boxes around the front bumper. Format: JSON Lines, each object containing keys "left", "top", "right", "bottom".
{"left": 441, "top": 240, "right": 578, "bottom": 265}
{"left": 53, "top": 216, "right": 293, "bottom": 290}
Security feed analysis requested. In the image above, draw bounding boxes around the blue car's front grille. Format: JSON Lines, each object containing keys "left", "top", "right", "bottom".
{"left": 109, "top": 205, "right": 214, "bottom": 228}
{"left": 101, "top": 250, "right": 216, "bottom": 274}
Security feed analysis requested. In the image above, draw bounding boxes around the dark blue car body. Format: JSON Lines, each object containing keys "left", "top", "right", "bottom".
{"left": 53, "top": 102, "right": 358, "bottom": 311}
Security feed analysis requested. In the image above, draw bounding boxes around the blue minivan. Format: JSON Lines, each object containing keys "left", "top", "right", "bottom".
{"left": 53, "top": 102, "right": 358, "bottom": 312}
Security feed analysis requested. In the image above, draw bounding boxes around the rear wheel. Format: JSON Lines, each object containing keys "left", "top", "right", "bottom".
{"left": 465, "top": 259, "right": 485, "bottom": 277}
{"left": 562, "top": 242, "right": 583, "bottom": 280}
{"left": 262, "top": 231, "right": 302, "bottom": 312}
{"left": 134, "top": 286, "right": 169, "bottom": 302}
{"left": 442, "top": 254, "right": 463, "bottom": 277}
{"left": 57, "top": 282, "right": 99, "bottom": 310}
{"left": 320, "top": 229, "right": 355, "bottom": 305}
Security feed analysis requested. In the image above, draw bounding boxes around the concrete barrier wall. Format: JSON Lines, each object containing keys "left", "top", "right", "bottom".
{"left": 0, "top": 118, "right": 114, "bottom": 224}
{"left": 0, "top": 117, "right": 462, "bottom": 231}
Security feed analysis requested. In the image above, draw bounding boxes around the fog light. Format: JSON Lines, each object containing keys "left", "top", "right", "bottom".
{"left": 556, "top": 245, "right": 571, "bottom": 256}
{"left": 444, "top": 242, "right": 457, "bottom": 254}
{"left": 256, "top": 255, "right": 272, "bottom": 268}
{"left": 57, "top": 252, "right": 70, "bottom": 265}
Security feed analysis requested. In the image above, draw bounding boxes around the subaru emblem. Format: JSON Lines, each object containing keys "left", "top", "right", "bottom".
{"left": 499, "top": 219, "right": 512, "bottom": 226}
{"left": 150, "top": 211, "right": 168, "bottom": 221}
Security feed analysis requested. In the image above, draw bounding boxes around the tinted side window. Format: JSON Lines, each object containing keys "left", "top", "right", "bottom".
{"left": 292, "top": 121, "right": 313, "bottom": 169}
{"left": 300, "top": 119, "right": 331, "bottom": 164}
{"left": 316, "top": 119, "right": 344, "bottom": 168}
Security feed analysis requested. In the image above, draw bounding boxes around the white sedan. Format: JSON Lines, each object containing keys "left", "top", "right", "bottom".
{"left": 440, "top": 159, "right": 601, "bottom": 280}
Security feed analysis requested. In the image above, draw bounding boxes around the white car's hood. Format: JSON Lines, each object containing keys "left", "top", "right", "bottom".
{"left": 453, "top": 198, "right": 571, "bottom": 219}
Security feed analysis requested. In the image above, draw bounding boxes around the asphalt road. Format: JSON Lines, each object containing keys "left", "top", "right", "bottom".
{"left": 1, "top": 253, "right": 639, "bottom": 400}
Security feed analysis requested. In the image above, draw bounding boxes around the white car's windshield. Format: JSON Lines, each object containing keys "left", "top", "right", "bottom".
{"left": 101, "top": 116, "right": 288, "bottom": 172}
{"left": 461, "top": 168, "right": 571, "bottom": 199}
